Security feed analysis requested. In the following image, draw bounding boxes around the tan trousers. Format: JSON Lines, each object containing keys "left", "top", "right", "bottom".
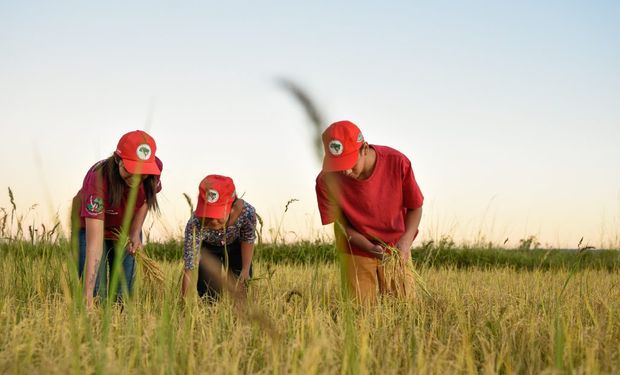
{"left": 342, "top": 253, "right": 415, "bottom": 303}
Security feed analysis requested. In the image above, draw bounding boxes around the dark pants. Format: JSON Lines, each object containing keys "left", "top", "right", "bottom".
{"left": 77, "top": 229, "right": 136, "bottom": 301}
{"left": 197, "top": 240, "right": 252, "bottom": 300}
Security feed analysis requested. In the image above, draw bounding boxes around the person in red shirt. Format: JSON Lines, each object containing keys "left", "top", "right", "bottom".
{"left": 315, "top": 120, "right": 423, "bottom": 303}
{"left": 72, "top": 130, "right": 162, "bottom": 307}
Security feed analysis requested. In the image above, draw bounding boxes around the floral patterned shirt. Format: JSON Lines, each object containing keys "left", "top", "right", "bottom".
{"left": 183, "top": 200, "right": 257, "bottom": 270}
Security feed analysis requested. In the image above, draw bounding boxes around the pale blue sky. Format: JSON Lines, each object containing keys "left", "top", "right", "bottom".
{"left": 1, "top": 1, "right": 619, "bottom": 247}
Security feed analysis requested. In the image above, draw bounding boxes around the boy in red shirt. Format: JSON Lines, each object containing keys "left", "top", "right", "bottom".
{"left": 315, "top": 120, "right": 423, "bottom": 302}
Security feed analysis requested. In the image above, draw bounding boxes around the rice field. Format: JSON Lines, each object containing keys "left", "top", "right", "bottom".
{"left": 1, "top": 242, "right": 619, "bottom": 374}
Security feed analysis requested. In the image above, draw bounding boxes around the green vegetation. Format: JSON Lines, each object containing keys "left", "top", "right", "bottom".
{"left": 2, "top": 190, "right": 620, "bottom": 373}
{"left": 414, "top": 246, "right": 620, "bottom": 271}
{"left": 1, "top": 242, "right": 619, "bottom": 373}
{"left": 2, "top": 186, "right": 619, "bottom": 373}
{"left": 4, "top": 239, "right": 619, "bottom": 271}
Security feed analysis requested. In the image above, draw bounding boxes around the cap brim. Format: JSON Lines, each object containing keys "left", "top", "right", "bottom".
{"left": 122, "top": 159, "right": 162, "bottom": 175}
{"left": 322, "top": 150, "right": 359, "bottom": 172}
{"left": 195, "top": 201, "right": 232, "bottom": 219}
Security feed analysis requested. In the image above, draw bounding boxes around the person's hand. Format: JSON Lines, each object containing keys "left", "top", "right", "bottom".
{"left": 395, "top": 239, "right": 412, "bottom": 263}
{"left": 368, "top": 244, "right": 386, "bottom": 261}
{"left": 237, "top": 269, "right": 251, "bottom": 292}
{"left": 84, "top": 294, "right": 100, "bottom": 313}
{"left": 85, "top": 295, "right": 95, "bottom": 310}
{"left": 398, "top": 248, "right": 411, "bottom": 263}
{"left": 127, "top": 234, "right": 143, "bottom": 256}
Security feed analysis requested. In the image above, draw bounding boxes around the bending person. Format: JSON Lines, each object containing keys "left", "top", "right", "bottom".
{"left": 181, "top": 175, "right": 257, "bottom": 301}
{"left": 72, "top": 130, "right": 162, "bottom": 307}
{"left": 315, "top": 120, "right": 423, "bottom": 303}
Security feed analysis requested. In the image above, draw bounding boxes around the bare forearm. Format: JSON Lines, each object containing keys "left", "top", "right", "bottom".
{"left": 83, "top": 219, "right": 104, "bottom": 303}
{"left": 129, "top": 203, "right": 148, "bottom": 237}
{"left": 398, "top": 207, "right": 423, "bottom": 251}
{"left": 84, "top": 242, "right": 103, "bottom": 297}
{"left": 337, "top": 219, "right": 383, "bottom": 258}
{"left": 346, "top": 228, "right": 375, "bottom": 252}
{"left": 240, "top": 242, "right": 254, "bottom": 272}
{"left": 181, "top": 269, "right": 192, "bottom": 297}
{"left": 126, "top": 203, "right": 149, "bottom": 255}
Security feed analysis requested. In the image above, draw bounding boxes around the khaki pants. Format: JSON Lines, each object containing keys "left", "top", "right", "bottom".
{"left": 342, "top": 253, "right": 415, "bottom": 303}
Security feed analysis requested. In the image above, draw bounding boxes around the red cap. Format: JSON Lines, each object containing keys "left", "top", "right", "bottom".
{"left": 321, "top": 120, "right": 364, "bottom": 172}
{"left": 115, "top": 130, "right": 161, "bottom": 175}
{"left": 195, "top": 175, "right": 237, "bottom": 219}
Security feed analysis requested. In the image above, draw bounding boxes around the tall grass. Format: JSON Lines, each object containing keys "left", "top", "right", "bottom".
{"left": 1, "top": 247, "right": 620, "bottom": 373}
{"left": 2, "top": 188, "right": 620, "bottom": 373}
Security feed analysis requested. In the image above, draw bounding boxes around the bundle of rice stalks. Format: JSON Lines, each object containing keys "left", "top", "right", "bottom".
{"left": 112, "top": 228, "right": 165, "bottom": 285}
{"left": 379, "top": 241, "right": 432, "bottom": 299}
{"left": 135, "top": 250, "right": 165, "bottom": 285}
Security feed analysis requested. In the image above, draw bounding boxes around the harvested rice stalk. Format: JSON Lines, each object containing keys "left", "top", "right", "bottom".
{"left": 382, "top": 249, "right": 414, "bottom": 298}
{"left": 376, "top": 239, "right": 432, "bottom": 299}
{"left": 135, "top": 250, "right": 165, "bottom": 284}
{"left": 112, "top": 228, "right": 165, "bottom": 285}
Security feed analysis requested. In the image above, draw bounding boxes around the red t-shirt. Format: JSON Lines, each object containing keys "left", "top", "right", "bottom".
{"left": 315, "top": 145, "right": 423, "bottom": 257}
{"left": 76, "top": 158, "right": 163, "bottom": 240}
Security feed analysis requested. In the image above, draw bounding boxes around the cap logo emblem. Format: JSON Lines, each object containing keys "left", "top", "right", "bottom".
{"left": 357, "top": 133, "right": 363, "bottom": 142}
{"left": 136, "top": 144, "right": 152, "bottom": 160}
{"left": 207, "top": 189, "right": 220, "bottom": 203}
{"left": 328, "top": 140, "right": 344, "bottom": 156}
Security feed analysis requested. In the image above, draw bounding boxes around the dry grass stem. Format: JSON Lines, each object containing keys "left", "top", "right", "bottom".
{"left": 379, "top": 240, "right": 433, "bottom": 299}
{"left": 111, "top": 228, "right": 165, "bottom": 286}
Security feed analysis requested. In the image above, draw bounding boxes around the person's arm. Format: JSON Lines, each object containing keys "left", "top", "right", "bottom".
{"left": 237, "top": 203, "right": 257, "bottom": 284}
{"left": 316, "top": 175, "right": 382, "bottom": 258}
{"left": 83, "top": 218, "right": 104, "bottom": 308}
{"left": 336, "top": 217, "right": 385, "bottom": 260}
{"left": 180, "top": 216, "right": 199, "bottom": 298}
{"left": 181, "top": 269, "right": 192, "bottom": 297}
{"left": 127, "top": 202, "right": 148, "bottom": 255}
{"left": 396, "top": 154, "right": 424, "bottom": 261}
{"left": 239, "top": 242, "right": 254, "bottom": 283}
{"left": 395, "top": 206, "right": 423, "bottom": 261}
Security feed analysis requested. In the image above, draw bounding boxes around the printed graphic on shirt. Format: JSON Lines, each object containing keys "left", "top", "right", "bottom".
{"left": 86, "top": 195, "right": 104, "bottom": 215}
{"left": 329, "top": 140, "right": 344, "bottom": 156}
{"left": 207, "top": 189, "right": 219, "bottom": 203}
{"left": 136, "top": 144, "right": 152, "bottom": 160}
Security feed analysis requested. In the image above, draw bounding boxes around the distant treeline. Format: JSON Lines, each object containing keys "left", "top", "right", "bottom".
{"left": 2, "top": 239, "right": 619, "bottom": 271}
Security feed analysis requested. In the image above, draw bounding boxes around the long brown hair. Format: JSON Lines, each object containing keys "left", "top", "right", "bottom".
{"left": 97, "top": 154, "right": 160, "bottom": 212}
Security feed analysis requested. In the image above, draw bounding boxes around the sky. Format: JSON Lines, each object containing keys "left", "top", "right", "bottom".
{"left": 1, "top": 1, "right": 619, "bottom": 248}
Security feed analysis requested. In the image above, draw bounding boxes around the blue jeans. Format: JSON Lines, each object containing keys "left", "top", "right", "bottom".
{"left": 77, "top": 229, "right": 136, "bottom": 301}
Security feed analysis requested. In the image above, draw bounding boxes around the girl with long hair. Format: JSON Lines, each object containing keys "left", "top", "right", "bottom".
{"left": 72, "top": 130, "right": 162, "bottom": 307}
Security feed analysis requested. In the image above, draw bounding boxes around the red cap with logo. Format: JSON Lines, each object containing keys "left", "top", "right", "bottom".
{"left": 196, "top": 175, "right": 237, "bottom": 219}
{"left": 321, "top": 120, "right": 365, "bottom": 172}
{"left": 115, "top": 130, "right": 161, "bottom": 175}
